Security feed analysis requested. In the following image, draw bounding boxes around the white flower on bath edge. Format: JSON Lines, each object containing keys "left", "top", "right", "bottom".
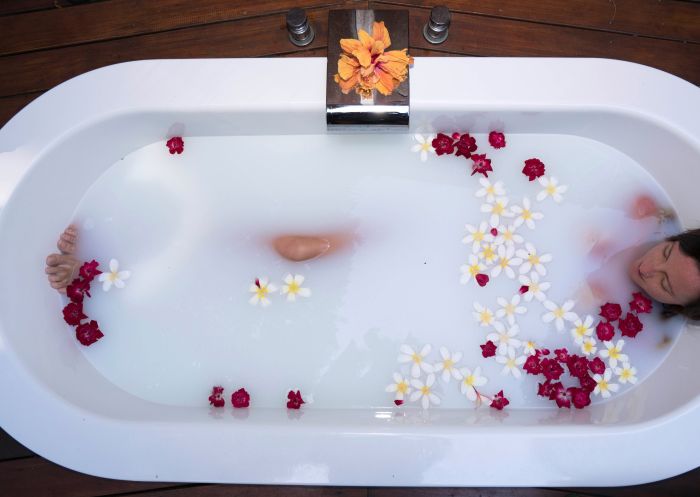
{"left": 460, "top": 254, "right": 486, "bottom": 285}
{"left": 516, "top": 243, "right": 552, "bottom": 276}
{"left": 570, "top": 315, "right": 594, "bottom": 344}
{"left": 593, "top": 369, "right": 619, "bottom": 398}
{"left": 385, "top": 372, "right": 412, "bottom": 401}
{"left": 475, "top": 178, "right": 506, "bottom": 203}
{"left": 473, "top": 302, "right": 495, "bottom": 327}
{"left": 490, "top": 244, "right": 523, "bottom": 280}
{"left": 614, "top": 362, "right": 638, "bottom": 384}
{"left": 411, "top": 134, "right": 435, "bottom": 162}
{"left": 536, "top": 176, "right": 568, "bottom": 203}
{"left": 511, "top": 197, "right": 543, "bottom": 230}
{"left": 494, "top": 223, "right": 524, "bottom": 248}
{"left": 462, "top": 221, "right": 493, "bottom": 253}
{"left": 410, "top": 374, "right": 441, "bottom": 409}
{"left": 281, "top": 274, "right": 311, "bottom": 301}
{"left": 495, "top": 348, "right": 527, "bottom": 378}
{"left": 518, "top": 272, "right": 551, "bottom": 302}
{"left": 496, "top": 294, "right": 527, "bottom": 325}
{"left": 487, "top": 322, "right": 522, "bottom": 356}
{"left": 434, "top": 347, "right": 463, "bottom": 383}
{"left": 249, "top": 277, "right": 277, "bottom": 306}
{"left": 98, "top": 258, "right": 131, "bottom": 292}
{"left": 599, "top": 340, "right": 629, "bottom": 368}
{"left": 398, "top": 344, "right": 434, "bottom": 378}
{"left": 542, "top": 300, "right": 578, "bottom": 332}
{"left": 459, "top": 366, "right": 488, "bottom": 401}
{"left": 480, "top": 196, "right": 512, "bottom": 227}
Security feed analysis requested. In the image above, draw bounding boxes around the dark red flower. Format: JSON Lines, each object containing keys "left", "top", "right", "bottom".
{"left": 431, "top": 133, "right": 455, "bottom": 156}
{"left": 488, "top": 131, "right": 506, "bottom": 149}
{"left": 490, "top": 390, "right": 509, "bottom": 410}
{"left": 537, "top": 380, "right": 554, "bottom": 398}
{"left": 549, "top": 382, "right": 571, "bottom": 408}
{"left": 66, "top": 278, "right": 90, "bottom": 303}
{"left": 490, "top": 228, "right": 498, "bottom": 237}
{"left": 62, "top": 302, "right": 87, "bottom": 326}
{"left": 522, "top": 158, "right": 545, "bottom": 181}
{"left": 523, "top": 355, "right": 542, "bottom": 375}
{"left": 79, "top": 260, "right": 102, "bottom": 282}
{"left": 596, "top": 321, "right": 615, "bottom": 341}
{"left": 579, "top": 374, "right": 597, "bottom": 393}
{"left": 619, "top": 313, "right": 643, "bottom": 338}
{"left": 470, "top": 154, "right": 493, "bottom": 177}
{"left": 208, "top": 386, "right": 225, "bottom": 408}
{"left": 231, "top": 388, "right": 250, "bottom": 408}
{"left": 629, "top": 292, "right": 653, "bottom": 314}
{"left": 535, "top": 348, "right": 551, "bottom": 357}
{"left": 480, "top": 340, "right": 497, "bottom": 358}
{"left": 541, "top": 358, "right": 564, "bottom": 381}
{"left": 394, "top": 399, "right": 404, "bottom": 406}
{"left": 455, "top": 133, "right": 478, "bottom": 158}
{"left": 166, "top": 136, "right": 184, "bottom": 154}
{"left": 287, "top": 390, "right": 305, "bottom": 409}
{"left": 599, "top": 302, "right": 622, "bottom": 322}
{"left": 519, "top": 285, "right": 529, "bottom": 295}
{"left": 75, "top": 320, "right": 103, "bottom": 346}
{"left": 475, "top": 273, "right": 490, "bottom": 287}
{"left": 568, "top": 387, "right": 591, "bottom": 409}
{"left": 589, "top": 357, "right": 606, "bottom": 375}
{"left": 554, "top": 348, "right": 569, "bottom": 363}
{"left": 567, "top": 355, "right": 589, "bottom": 379}
{"left": 451, "top": 132, "right": 460, "bottom": 140}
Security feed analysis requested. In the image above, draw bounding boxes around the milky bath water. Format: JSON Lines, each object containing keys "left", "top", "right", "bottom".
{"left": 68, "top": 133, "right": 684, "bottom": 409}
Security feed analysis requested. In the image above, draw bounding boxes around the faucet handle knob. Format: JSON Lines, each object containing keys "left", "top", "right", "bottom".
{"left": 286, "top": 8, "right": 315, "bottom": 47}
{"left": 423, "top": 5, "right": 451, "bottom": 44}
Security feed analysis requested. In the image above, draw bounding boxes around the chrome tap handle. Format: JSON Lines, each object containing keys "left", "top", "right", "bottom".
{"left": 286, "top": 8, "right": 315, "bottom": 47}
{"left": 423, "top": 6, "right": 451, "bottom": 44}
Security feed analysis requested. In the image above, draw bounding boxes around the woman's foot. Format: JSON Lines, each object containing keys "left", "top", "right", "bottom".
{"left": 45, "top": 225, "right": 80, "bottom": 293}
{"left": 272, "top": 233, "right": 353, "bottom": 262}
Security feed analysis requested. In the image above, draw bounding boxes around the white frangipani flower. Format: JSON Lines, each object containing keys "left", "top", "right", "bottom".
{"left": 98, "top": 258, "right": 131, "bottom": 292}
{"left": 518, "top": 272, "right": 551, "bottom": 302}
{"left": 434, "top": 347, "right": 464, "bottom": 383}
{"left": 494, "top": 223, "right": 524, "bottom": 248}
{"left": 522, "top": 340, "right": 538, "bottom": 356}
{"left": 496, "top": 294, "right": 527, "bottom": 325}
{"left": 581, "top": 337, "right": 598, "bottom": 357}
{"left": 410, "top": 374, "right": 441, "bottom": 409}
{"left": 473, "top": 302, "right": 496, "bottom": 327}
{"left": 496, "top": 348, "right": 527, "bottom": 378}
{"left": 475, "top": 178, "right": 506, "bottom": 203}
{"left": 480, "top": 196, "right": 513, "bottom": 227}
{"left": 516, "top": 243, "right": 553, "bottom": 276}
{"left": 478, "top": 242, "right": 499, "bottom": 266}
{"left": 593, "top": 369, "right": 619, "bottom": 398}
{"left": 459, "top": 366, "right": 488, "bottom": 401}
{"left": 487, "top": 323, "right": 522, "bottom": 356}
{"left": 571, "top": 315, "right": 595, "bottom": 344}
{"left": 249, "top": 277, "right": 277, "bottom": 306}
{"left": 281, "top": 274, "right": 311, "bottom": 301}
{"left": 542, "top": 300, "right": 578, "bottom": 332}
{"left": 398, "top": 344, "right": 435, "bottom": 378}
{"left": 460, "top": 254, "right": 486, "bottom": 285}
{"left": 490, "top": 244, "right": 523, "bottom": 279}
{"left": 614, "top": 362, "right": 638, "bottom": 384}
{"left": 599, "top": 340, "right": 629, "bottom": 368}
{"left": 385, "top": 372, "right": 412, "bottom": 401}
{"left": 411, "top": 134, "right": 436, "bottom": 162}
{"left": 537, "top": 176, "right": 568, "bottom": 203}
{"left": 511, "top": 197, "right": 543, "bottom": 230}
{"left": 462, "top": 221, "right": 494, "bottom": 253}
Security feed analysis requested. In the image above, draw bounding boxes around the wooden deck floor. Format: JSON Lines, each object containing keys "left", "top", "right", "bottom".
{"left": 1, "top": 0, "right": 699, "bottom": 495}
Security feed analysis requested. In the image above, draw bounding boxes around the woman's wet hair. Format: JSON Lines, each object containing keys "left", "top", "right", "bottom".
{"left": 661, "top": 229, "right": 700, "bottom": 320}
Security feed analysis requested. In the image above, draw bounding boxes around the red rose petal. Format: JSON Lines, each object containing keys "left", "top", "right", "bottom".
{"left": 455, "top": 133, "right": 478, "bottom": 159}
{"left": 566, "top": 355, "right": 589, "bottom": 379}
{"left": 490, "top": 228, "right": 498, "bottom": 236}
{"left": 589, "top": 357, "right": 606, "bottom": 375}
{"left": 519, "top": 285, "right": 529, "bottom": 295}
{"left": 554, "top": 348, "right": 569, "bottom": 363}
{"left": 550, "top": 382, "right": 571, "bottom": 409}
{"left": 488, "top": 131, "right": 506, "bottom": 149}
{"left": 595, "top": 321, "right": 615, "bottom": 341}
{"left": 568, "top": 387, "right": 591, "bottom": 409}
{"left": 523, "top": 355, "right": 542, "bottom": 375}
{"left": 470, "top": 154, "right": 493, "bottom": 178}
{"left": 490, "top": 390, "right": 509, "bottom": 410}
{"left": 619, "top": 312, "right": 644, "bottom": 338}
{"left": 286, "top": 389, "right": 305, "bottom": 409}
{"left": 480, "top": 340, "right": 497, "bottom": 358}
{"left": 394, "top": 399, "right": 404, "bottom": 406}
{"left": 522, "top": 158, "right": 545, "bottom": 181}
{"left": 62, "top": 302, "right": 87, "bottom": 326}
{"left": 431, "top": 133, "right": 455, "bottom": 156}
{"left": 475, "top": 273, "right": 490, "bottom": 287}
{"left": 629, "top": 292, "right": 653, "bottom": 314}
{"left": 231, "top": 387, "right": 251, "bottom": 408}
{"left": 451, "top": 132, "right": 461, "bottom": 140}
{"left": 75, "top": 320, "right": 103, "bottom": 346}
{"left": 540, "top": 358, "right": 564, "bottom": 381}
{"left": 166, "top": 136, "right": 184, "bottom": 154}
{"left": 209, "top": 386, "right": 225, "bottom": 408}
{"left": 579, "top": 374, "right": 597, "bottom": 393}
{"left": 599, "top": 302, "right": 622, "bottom": 322}
{"left": 78, "top": 260, "right": 102, "bottom": 283}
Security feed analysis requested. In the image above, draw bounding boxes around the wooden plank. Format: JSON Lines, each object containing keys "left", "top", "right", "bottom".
{"left": 115, "top": 485, "right": 368, "bottom": 496}
{"left": 0, "top": 457, "right": 182, "bottom": 497}
{"left": 0, "top": 4, "right": 354, "bottom": 97}
{"left": 368, "top": 489, "right": 592, "bottom": 497}
{"left": 370, "top": 3, "right": 700, "bottom": 86}
{"left": 0, "top": 1, "right": 59, "bottom": 16}
{"left": 0, "top": 92, "right": 41, "bottom": 128}
{"left": 0, "top": 0, "right": 364, "bottom": 56}
{"left": 373, "top": 0, "right": 700, "bottom": 43}
{"left": 0, "top": 429, "right": 34, "bottom": 461}
{"left": 560, "top": 466, "right": 700, "bottom": 497}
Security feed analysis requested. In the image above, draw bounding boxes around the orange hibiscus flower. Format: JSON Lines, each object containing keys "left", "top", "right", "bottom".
{"left": 334, "top": 21, "right": 413, "bottom": 98}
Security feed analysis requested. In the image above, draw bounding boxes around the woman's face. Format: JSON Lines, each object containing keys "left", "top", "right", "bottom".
{"left": 628, "top": 240, "right": 700, "bottom": 305}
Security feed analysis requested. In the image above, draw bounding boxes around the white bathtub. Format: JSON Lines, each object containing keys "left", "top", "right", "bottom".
{"left": 1, "top": 58, "right": 699, "bottom": 486}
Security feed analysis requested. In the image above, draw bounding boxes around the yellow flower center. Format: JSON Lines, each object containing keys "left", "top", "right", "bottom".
{"left": 583, "top": 342, "right": 594, "bottom": 353}
{"left": 493, "top": 202, "right": 505, "bottom": 215}
{"left": 529, "top": 254, "right": 540, "bottom": 265}
{"left": 421, "top": 386, "right": 430, "bottom": 395}
{"left": 482, "top": 246, "right": 496, "bottom": 261}
{"left": 499, "top": 258, "right": 509, "bottom": 268}
{"left": 504, "top": 231, "right": 513, "bottom": 241}
{"left": 486, "top": 186, "right": 495, "bottom": 195}
{"left": 499, "top": 333, "right": 510, "bottom": 343}
{"left": 530, "top": 282, "right": 540, "bottom": 293}
{"left": 256, "top": 287, "right": 268, "bottom": 299}
{"left": 507, "top": 358, "right": 516, "bottom": 368}
{"left": 505, "top": 303, "right": 515, "bottom": 315}
{"left": 287, "top": 281, "right": 300, "bottom": 294}
{"left": 546, "top": 184, "right": 557, "bottom": 195}
{"left": 443, "top": 359, "right": 454, "bottom": 370}
{"left": 575, "top": 325, "right": 587, "bottom": 337}
{"left": 469, "top": 264, "right": 481, "bottom": 276}
{"left": 420, "top": 142, "right": 431, "bottom": 152}
{"left": 479, "top": 310, "right": 492, "bottom": 323}
{"left": 610, "top": 349, "right": 620, "bottom": 359}
{"left": 109, "top": 272, "right": 118, "bottom": 282}
{"left": 464, "top": 375, "right": 475, "bottom": 386}
{"left": 621, "top": 370, "right": 632, "bottom": 380}
{"left": 411, "top": 353, "right": 422, "bottom": 364}
{"left": 553, "top": 308, "right": 565, "bottom": 319}
{"left": 522, "top": 209, "right": 532, "bottom": 220}
{"left": 397, "top": 381, "right": 409, "bottom": 393}
{"left": 598, "top": 380, "right": 609, "bottom": 392}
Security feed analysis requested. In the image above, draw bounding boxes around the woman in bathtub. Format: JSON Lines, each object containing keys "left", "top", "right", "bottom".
{"left": 45, "top": 197, "right": 700, "bottom": 320}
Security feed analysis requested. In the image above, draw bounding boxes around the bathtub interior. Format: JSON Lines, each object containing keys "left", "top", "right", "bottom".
{"left": 1, "top": 106, "right": 700, "bottom": 429}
